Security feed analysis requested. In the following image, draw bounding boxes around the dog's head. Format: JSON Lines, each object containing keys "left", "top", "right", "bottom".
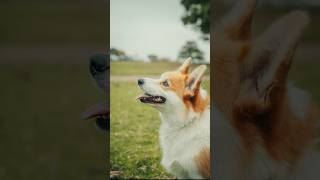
{"left": 137, "top": 58, "right": 209, "bottom": 115}
{"left": 82, "top": 53, "right": 109, "bottom": 131}
{"left": 212, "top": 0, "right": 309, "bottom": 116}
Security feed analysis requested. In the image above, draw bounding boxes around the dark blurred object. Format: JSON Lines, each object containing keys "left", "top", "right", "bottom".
{"left": 90, "top": 54, "right": 109, "bottom": 77}
{"left": 83, "top": 53, "right": 109, "bottom": 132}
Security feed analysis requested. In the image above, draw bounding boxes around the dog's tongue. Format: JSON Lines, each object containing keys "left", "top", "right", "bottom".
{"left": 82, "top": 102, "right": 109, "bottom": 119}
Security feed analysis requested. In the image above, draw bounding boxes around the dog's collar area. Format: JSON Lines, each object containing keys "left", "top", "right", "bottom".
{"left": 173, "top": 116, "right": 198, "bottom": 132}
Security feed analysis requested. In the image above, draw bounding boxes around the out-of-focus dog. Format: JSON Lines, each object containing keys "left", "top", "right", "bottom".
{"left": 212, "top": 0, "right": 320, "bottom": 179}
{"left": 82, "top": 53, "right": 109, "bottom": 131}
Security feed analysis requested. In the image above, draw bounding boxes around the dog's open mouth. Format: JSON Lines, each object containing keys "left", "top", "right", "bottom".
{"left": 82, "top": 102, "right": 109, "bottom": 131}
{"left": 137, "top": 93, "right": 166, "bottom": 104}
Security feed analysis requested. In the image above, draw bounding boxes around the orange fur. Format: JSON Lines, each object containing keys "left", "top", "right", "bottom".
{"left": 195, "top": 147, "right": 211, "bottom": 178}
{"left": 161, "top": 70, "right": 209, "bottom": 113}
{"left": 233, "top": 97, "right": 318, "bottom": 164}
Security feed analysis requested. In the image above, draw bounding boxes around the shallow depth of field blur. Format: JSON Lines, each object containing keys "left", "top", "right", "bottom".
{"left": 0, "top": 1, "right": 107, "bottom": 180}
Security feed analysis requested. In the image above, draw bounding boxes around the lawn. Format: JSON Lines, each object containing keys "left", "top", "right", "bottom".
{"left": 110, "top": 80, "right": 210, "bottom": 179}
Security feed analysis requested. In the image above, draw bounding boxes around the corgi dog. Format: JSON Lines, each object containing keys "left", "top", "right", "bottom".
{"left": 212, "top": 0, "right": 320, "bottom": 179}
{"left": 137, "top": 58, "right": 210, "bottom": 179}
{"left": 82, "top": 53, "right": 109, "bottom": 131}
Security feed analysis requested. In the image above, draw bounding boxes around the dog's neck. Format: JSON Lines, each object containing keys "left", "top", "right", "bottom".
{"left": 159, "top": 104, "right": 209, "bottom": 132}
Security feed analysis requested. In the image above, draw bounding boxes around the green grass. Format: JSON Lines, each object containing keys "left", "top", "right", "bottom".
{"left": 111, "top": 61, "right": 210, "bottom": 76}
{"left": 0, "top": 64, "right": 107, "bottom": 180}
{"left": 110, "top": 81, "right": 210, "bottom": 179}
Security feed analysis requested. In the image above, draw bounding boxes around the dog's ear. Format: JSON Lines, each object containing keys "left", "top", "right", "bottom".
{"left": 221, "top": 0, "right": 256, "bottom": 41}
{"left": 178, "top": 57, "right": 192, "bottom": 74}
{"left": 240, "top": 11, "right": 309, "bottom": 105}
{"left": 185, "top": 65, "right": 207, "bottom": 96}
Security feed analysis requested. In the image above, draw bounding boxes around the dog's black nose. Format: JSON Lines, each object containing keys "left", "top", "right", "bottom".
{"left": 138, "top": 79, "right": 144, "bottom": 86}
{"left": 90, "top": 53, "right": 109, "bottom": 75}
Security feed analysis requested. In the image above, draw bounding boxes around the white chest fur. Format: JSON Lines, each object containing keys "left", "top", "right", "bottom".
{"left": 159, "top": 108, "right": 210, "bottom": 179}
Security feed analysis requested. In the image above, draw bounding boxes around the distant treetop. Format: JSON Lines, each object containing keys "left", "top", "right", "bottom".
{"left": 181, "top": 0, "right": 210, "bottom": 41}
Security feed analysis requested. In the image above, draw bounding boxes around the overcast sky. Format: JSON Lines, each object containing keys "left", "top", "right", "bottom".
{"left": 110, "top": 0, "right": 209, "bottom": 62}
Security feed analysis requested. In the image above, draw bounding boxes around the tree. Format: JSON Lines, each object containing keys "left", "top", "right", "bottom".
{"left": 178, "top": 41, "right": 204, "bottom": 63}
{"left": 181, "top": 0, "right": 210, "bottom": 40}
{"left": 110, "top": 47, "right": 129, "bottom": 61}
{"left": 148, "top": 54, "right": 158, "bottom": 62}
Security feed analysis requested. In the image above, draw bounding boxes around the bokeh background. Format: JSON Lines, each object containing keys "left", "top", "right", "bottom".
{"left": 0, "top": 0, "right": 108, "bottom": 179}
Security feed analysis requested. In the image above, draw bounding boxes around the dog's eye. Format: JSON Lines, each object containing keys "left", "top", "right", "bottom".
{"left": 162, "top": 80, "right": 169, "bottom": 87}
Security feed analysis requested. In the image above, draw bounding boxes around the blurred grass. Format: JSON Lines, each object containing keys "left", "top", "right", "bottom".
{"left": 0, "top": 64, "right": 107, "bottom": 180}
{"left": 111, "top": 61, "right": 210, "bottom": 76}
{"left": 0, "top": 1, "right": 107, "bottom": 45}
{"left": 110, "top": 81, "right": 210, "bottom": 179}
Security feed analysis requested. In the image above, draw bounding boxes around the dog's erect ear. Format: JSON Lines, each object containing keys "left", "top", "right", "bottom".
{"left": 241, "top": 11, "right": 309, "bottom": 103}
{"left": 222, "top": 0, "right": 256, "bottom": 41}
{"left": 186, "top": 65, "right": 207, "bottom": 96}
{"left": 178, "top": 57, "right": 192, "bottom": 74}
